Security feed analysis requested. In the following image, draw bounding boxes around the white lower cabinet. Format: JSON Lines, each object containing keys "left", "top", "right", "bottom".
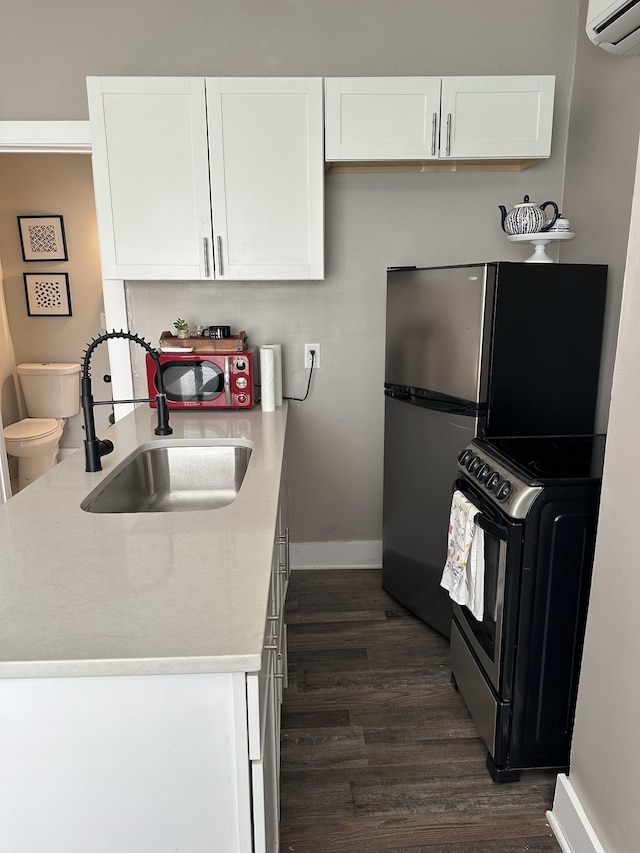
{"left": 0, "top": 529, "right": 290, "bottom": 853}
{"left": 87, "top": 76, "right": 324, "bottom": 281}
{"left": 247, "top": 520, "right": 289, "bottom": 853}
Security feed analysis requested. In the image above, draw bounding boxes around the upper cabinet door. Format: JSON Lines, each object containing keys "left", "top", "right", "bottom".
{"left": 325, "top": 77, "right": 442, "bottom": 161}
{"left": 207, "top": 78, "right": 325, "bottom": 281}
{"left": 87, "top": 77, "right": 213, "bottom": 280}
{"left": 440, "top": 76, "right": 555, "bottom": 159}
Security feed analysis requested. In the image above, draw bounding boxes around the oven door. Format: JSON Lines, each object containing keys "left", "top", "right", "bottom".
{"left": 451, "top": 477, "right": 522, "bottom": 697}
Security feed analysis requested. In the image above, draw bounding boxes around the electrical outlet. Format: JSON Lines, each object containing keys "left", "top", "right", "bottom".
{"left": 304, "top": 343, "right": 321, "bottom": 369}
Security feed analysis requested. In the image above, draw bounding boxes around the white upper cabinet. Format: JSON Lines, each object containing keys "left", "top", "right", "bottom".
{"left": 324, "top": 75, "right": 555, "bottom": 163}
{"left": 324, "top": 77, "right": 442, "bottom": 160}
{"left": 87, "top": 76, "right": 324, "bottom": 281}
{"left": 207, "top": 78, "right": 324, "bottom": 281}
{"left": 87, "top": 77, "right": 212, "bottom": 281}
{"left": 440, "top": 76, "right": 555, "bottom": 159}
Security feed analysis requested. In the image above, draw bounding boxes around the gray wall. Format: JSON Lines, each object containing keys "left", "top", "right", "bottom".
{"left": 0, "top": 0, "right": 583, "bottom": 544}
{"left": 558, "top": 3, "right": 640, "bottom": 850}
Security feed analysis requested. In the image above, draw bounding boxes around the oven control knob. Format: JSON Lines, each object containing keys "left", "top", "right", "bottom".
{"left": 235, "top": 360, "right": 247, "bottom": 371}
{"left": 236, "top": 376, "right": 248, "bottom": 389}
{"left": 486, "top": 472, "right": 500, "bottom": 492}
{"left": 458, "top": 449, "right": 473, "bottom": 466}
{"left": 468, "top": 456, "right": 484, "bottom": 474}
{"left": 495, "top": 480, "right": 512, "bottom": 502}
{"left": 236, "top": 393, "right": 248, "bottom": 405}
{"left": 477, "top": 464, "right": 491, "bottom": 483}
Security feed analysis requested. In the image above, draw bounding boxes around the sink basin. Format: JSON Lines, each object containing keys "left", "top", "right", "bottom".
{"left": 81, "top": 441, "right": 252, "bottom": 513}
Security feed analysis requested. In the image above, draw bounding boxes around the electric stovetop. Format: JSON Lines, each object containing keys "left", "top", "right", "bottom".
{"left": 481, "top": 434, "right": 606, "bottom": 484}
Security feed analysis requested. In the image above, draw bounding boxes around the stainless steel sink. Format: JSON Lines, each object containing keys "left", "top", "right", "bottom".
{"left": 81, "top": 442, "right": 252, "bottom": 513}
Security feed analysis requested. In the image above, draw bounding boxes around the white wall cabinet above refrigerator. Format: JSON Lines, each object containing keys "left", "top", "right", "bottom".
{"left": 325, "top": 75, "right": 555, "bottom": 166}
{"left": 87, "top": 77, "right": 325, "bottom": 281}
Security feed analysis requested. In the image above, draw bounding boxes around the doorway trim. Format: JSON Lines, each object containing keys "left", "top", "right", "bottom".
{"left": 0, "top": 121, "right": 91, "bottom": 153}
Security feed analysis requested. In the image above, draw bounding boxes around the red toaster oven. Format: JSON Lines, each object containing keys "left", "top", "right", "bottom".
{"left": 146, "top": 349, "right": 257, "bottom": 409}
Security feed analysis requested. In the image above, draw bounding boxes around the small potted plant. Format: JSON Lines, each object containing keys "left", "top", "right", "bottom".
{"left": 173, "top": 318, "right": 190, "bottom": 339}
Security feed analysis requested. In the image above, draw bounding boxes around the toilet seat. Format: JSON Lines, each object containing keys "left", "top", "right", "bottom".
{"left": 4, "top": 418, "right": 61, "bottom": 442}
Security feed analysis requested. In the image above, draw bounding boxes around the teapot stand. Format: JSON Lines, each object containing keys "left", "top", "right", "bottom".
{"left": 507, "top": 232, "right": 575, "bottom": 263}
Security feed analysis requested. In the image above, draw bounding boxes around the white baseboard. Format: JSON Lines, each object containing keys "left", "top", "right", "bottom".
{"left": 290, "top": 540, "right": 382, "bottom": 571}
{"left": 547, "top": 773, "right": 606, "bottom": 853}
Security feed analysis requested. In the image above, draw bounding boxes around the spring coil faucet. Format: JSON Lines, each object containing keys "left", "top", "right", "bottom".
{"left": 82, "top": 330, "right": 172, "bottom": 472}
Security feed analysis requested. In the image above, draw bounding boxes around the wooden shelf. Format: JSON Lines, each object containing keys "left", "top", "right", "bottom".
{"left": 325, "top": 158, "right": 542, "bottom": 174}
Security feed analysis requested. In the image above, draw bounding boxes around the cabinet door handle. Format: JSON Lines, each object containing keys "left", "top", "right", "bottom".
{"left": 446, "top": 113, "right": 452, "bottom": 157}
{"left": 431, "top": 112, "right": 438, "bottom": 156}
{"left": 203, "top": 237, "right": 211, "bottom": 277}
{"left": 216, "top": 235, "right": 224, "bottom": 276}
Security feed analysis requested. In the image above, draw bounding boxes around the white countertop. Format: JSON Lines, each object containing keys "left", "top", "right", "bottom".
{"left": 0, "top": 404, "right": 288, "bottom": 679}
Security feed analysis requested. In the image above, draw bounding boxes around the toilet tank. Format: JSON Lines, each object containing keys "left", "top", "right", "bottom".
{"left": 17, "top": 363, "right": 81, "bottom": 418}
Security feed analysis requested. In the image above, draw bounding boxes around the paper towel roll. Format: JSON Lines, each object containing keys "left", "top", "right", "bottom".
{"left": 260, "top": 346, "right": 276, "bottom": 412}
{"left": 262, "top": 344, "right": 283, "bottom": 406}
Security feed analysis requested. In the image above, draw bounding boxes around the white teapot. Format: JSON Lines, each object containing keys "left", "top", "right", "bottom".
{"left": 499, "top": 195, "right": 559, "bottom": 235}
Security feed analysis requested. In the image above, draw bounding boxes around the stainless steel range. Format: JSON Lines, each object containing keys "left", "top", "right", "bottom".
{"left": 449, "top": 434, "right": 605, "bottom": 782}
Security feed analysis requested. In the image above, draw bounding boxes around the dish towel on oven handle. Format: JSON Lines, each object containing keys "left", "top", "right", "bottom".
{"left": 440, "top": 489, "right": 485, "bottom": 622}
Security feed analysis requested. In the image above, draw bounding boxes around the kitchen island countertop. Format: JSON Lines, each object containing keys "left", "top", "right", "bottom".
{"left": 0, "top": 404, "right": 288, "bottom": 680}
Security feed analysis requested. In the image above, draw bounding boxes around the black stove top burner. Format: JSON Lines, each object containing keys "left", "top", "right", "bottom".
{"left": 483, "top": 434, "right": 606, "bottom": 483}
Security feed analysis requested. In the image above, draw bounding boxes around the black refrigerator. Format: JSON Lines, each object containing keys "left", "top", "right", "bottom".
{"left": 382, "top": 262, "right": 607, "bottom": 638}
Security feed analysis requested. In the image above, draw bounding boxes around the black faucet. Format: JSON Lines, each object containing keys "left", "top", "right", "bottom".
{"left": 82, "top": 330, "right": 172, "bottom": 472}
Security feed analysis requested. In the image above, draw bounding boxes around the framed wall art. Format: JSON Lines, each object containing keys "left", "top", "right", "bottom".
{"left": 17, "top": 215, "right": 68, "bottom": 262}
{"left": 23, "top": 272, "right": 72, "bottom": 317}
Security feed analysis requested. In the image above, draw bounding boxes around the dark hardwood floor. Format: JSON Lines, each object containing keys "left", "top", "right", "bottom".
{"left": 279, "top": 569, "right": 561, "bottom": 853}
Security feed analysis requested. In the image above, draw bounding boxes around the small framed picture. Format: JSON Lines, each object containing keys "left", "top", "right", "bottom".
{"left": 23, "top": 272, "right": 72, "bottom": 317}
{"left": 17, "top": 215, "right": 68, "bottom": 262}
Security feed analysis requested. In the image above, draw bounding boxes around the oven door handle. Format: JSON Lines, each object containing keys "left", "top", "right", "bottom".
{"left": 475, "top": 513, "right": 508, "bottom": 541}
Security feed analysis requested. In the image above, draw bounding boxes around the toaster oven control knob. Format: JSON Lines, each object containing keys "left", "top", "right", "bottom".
{"left": 236, "top": 377, "right": 248, "bottom": 389}
{"left": 495, "top": 480, "right": 512, "bottom": 502}
{"left": 486, "top": 472, "right": 500, "bottom": 492}
{"left": 235, "top": 360, "right": 247, "bottom": 372}
{"left": 237, "top": 393, "right": 248, "bottom": 405}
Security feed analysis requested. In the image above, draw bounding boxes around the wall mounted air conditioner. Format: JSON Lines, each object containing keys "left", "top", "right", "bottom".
{"left": 587, "top": 0, "right": 640, "bottom": 53}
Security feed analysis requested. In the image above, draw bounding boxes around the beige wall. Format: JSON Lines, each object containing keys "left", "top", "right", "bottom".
{"left": 0, "top": 259, "right": 20, "bottom": 429}
{"left": 0, "top": 154, "right": 110, "bottom": 446}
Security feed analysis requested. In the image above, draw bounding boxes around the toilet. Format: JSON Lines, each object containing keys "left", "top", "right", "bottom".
{"left": 3, "top": 363, "right": 81, "bottom": 491}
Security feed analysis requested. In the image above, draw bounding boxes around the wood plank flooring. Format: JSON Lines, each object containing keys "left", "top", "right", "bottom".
{"left": 279, "top": 569, "right": 561, "bottom": 853}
